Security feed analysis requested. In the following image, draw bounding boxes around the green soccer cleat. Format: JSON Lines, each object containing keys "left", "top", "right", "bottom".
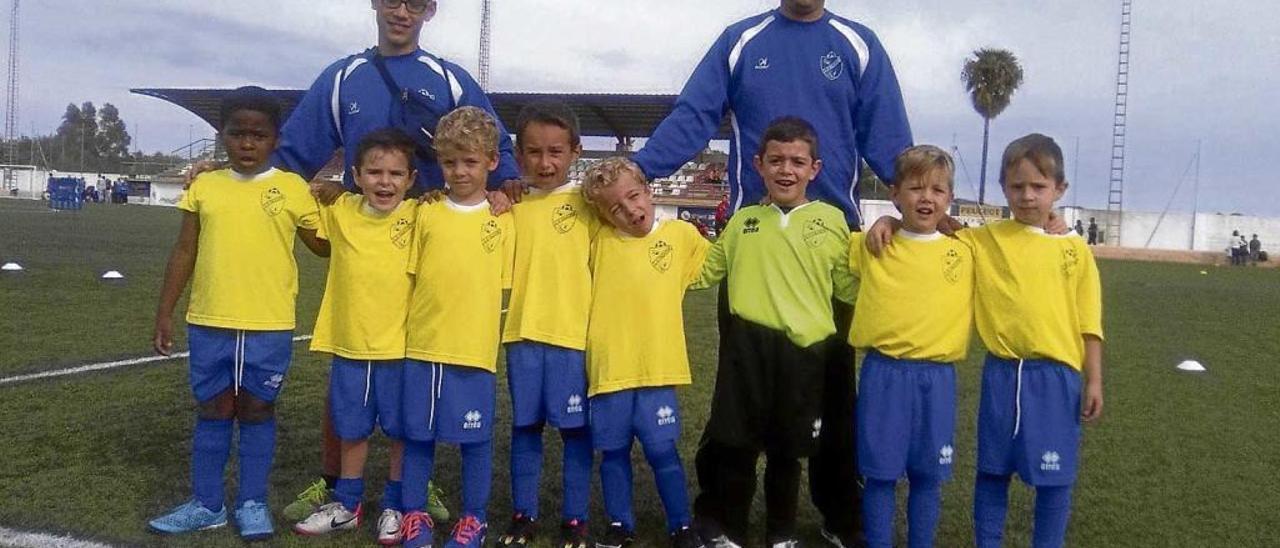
{"left": 283, "top": 478, "right": 333, "bottom": 523}
{"left": 427, "top": 480, "right": 451, "bottom": 522}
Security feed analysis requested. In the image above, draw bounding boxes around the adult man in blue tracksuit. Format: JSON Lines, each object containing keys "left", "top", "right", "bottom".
{"left": 632, "top": 1, "right": 912, "bottom": 546}
{"left": 275, "top": 0, "right": 520, "bottom": 194}
{"left": 270, "top": 0, "right": 519, "bottom": 526}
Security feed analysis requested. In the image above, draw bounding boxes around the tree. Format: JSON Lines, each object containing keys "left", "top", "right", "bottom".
{"left": 96, "top": 103, "right": 132, "bottom": 172}
{"left": 961, "top": 48, "right": 1023, "bottom": 204}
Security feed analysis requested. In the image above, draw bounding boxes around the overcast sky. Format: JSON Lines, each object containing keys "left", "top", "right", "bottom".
{"left": 17, "top": 0, "right": 1280, "bottom": 215}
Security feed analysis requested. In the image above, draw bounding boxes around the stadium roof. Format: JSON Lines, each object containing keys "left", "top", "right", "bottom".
{"left": 131, "top": 88, "right": 732, "bottom": 141}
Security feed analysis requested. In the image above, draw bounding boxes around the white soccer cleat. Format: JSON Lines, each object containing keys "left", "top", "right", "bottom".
{"left": 293, "top": 501, "right": 362, "bottom": 536}
{"left": 378, "top": 508, "right": 405, "bottom": 545}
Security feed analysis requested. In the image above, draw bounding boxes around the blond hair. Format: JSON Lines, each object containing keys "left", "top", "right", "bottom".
{"left": 893, "top": 145, "right": 955, "bottom": 189}
{"left": 434, "top": 106, "right": 499, "bottom": 157}
{"left": 581, "top": 156, "right": 648, "bottom": 214}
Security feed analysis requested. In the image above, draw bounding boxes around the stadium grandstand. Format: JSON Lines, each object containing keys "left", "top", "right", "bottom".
{"left": 132, "top": 87, "right": 731, "bottom": 225}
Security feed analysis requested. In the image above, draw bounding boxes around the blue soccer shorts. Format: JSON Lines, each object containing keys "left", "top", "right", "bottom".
{"left": 506, "top": 341, "right": 589, "bottom": 429}
{"left": 187, "top": 325, "right": 293, "bottom": 403}
{"left": 589, "top": 386, "right": 682, "bottom": 452}
{"left": 329, "top": 356, "right": 404, "bottom": 441}
{"left": 856, "top": 350, "right": 957, "bottom": 481}
{"left": 977, "top": 354, "right": 1082, "bottom": 486}
{"left": 402, "top": 360, "right": 496, "bottom": 444}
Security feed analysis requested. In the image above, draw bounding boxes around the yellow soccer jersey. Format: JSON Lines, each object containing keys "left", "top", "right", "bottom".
{"left": 405, "top": 198, "right": 515, "bottom": 371}
{"left": 848, "top": 231, "right": 975, "bottom": 363}
{"left": 310, "top": 194, "right": 417, "bottom": 360}
{"left": 959, "top": 220, "right": 1104, "bottom": 371}
{"left": 586, "top": 220, "right": 711, "bottom": 396}
{"left": 177, "top": 168, "right": 319, "bottom": 330}
{"left": 501, "top": 182, "right": 600, "bottom": 350}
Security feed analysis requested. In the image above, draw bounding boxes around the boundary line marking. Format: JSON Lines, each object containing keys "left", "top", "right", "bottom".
{"left": 0, "top": 335, "right": 313, "bottom": 387}
{"left": 0, "top": 526, "right": 114, "bottom": 548}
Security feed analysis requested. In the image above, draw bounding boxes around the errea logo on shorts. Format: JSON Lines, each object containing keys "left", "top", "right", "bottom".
{"left": 566, "top": 394, "right": 584, "bottom": 414}
{"left": 939, "top": 445, "right": 954, "bottom": 465}
{"left": 1041, "top": 451, "right": 1062, "bottom": 471}
{"left": 263, "top": 374, "right": 284, "bottom": 391}
{"left": 812, "top": 418, "right": 823, "bottom": 439}
{"left": 656, "top": 406, "right": 676, "bottom": 426}
{"left": 463, "top": 410, "right": 484, "bottom": 430}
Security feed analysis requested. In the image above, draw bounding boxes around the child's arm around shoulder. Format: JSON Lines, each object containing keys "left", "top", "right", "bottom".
{"left": 689, "top": 210, "right": 742, "bottom": 290}
{"left": 292, "top": 177, "right": 328, "bottom": 257}
{"left": 154, "top": 212, "right": 200, "bottom": 356}
{"left": 1076, "top": 237, "right": 1105, "bottom": 422}
{"left": 680, "top": 220, "right": 714, "bottom": 289}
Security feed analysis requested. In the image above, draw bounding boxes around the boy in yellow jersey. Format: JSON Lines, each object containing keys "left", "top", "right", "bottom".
{"left": 690, "top": 117, "right": 855, "bottom": 548}
{"left": 399, "top": 106, "right": 515, "bottom": 548}
{"left": 868, "top": 134, "right": 1105, "bottom": 548}
{"left": 148, "top": 87, "right": 326, "bottom": 541}
{"left": 848, "top": 145, "right": 972, "bottom": 548}
{"left": 581, "top": 157, "right": 709, "bottom": 548}
{"left": 291, "top": 129, "right": 417, "bottom": 544}
{"left": 494, "top": 102, "right": 598, "bottom": 548}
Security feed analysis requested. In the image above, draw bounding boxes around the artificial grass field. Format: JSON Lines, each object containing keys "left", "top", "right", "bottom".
{"left": 0, "top": 198, "right": 1277, "bottom": 547}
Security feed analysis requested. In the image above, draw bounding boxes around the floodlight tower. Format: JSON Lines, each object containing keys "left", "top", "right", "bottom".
{"left": 1104, "top": 0, "right": 1133, "bottom": 246}
{"left": 478, "top": 0, "right": 492, "bottom": 91}
{"left": 3, "top": 0, "right": 18, "bottom": 187}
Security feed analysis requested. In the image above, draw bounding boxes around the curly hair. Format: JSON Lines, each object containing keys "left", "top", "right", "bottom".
{"left": 580, "top": 156, "right": 649, "bottom": 215}
{"left": 434, "top": 106, "right": 499, "bottom": 157}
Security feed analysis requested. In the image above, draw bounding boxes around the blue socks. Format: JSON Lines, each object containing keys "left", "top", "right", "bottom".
{"left": 906, "top": 476, "right": 943, "bottom": 548}
{"left": 1032, "top": 484, "right": 1073, "bottom": 548}
{"left": 974, "top": 472, "right": 1012, "bottom": 548}
{"left": 191, "top": 418, "right": 232, "bottom": 512}
{"left": 381, "top": 480, "right": 403, "bottom": 513}
{"left": 335, "top": 478, "right": 365, "bottom": 512}
{"left": 861, "top": 478, "right": 896, "bottom": 548}
{"left": 561, "top": 427, "right": 592, "bottom": 522}
{"left": 643, "top": 440, "right": 692, "bottom": 532}
{"left": 236, "top": 418, "right": 276, "bottom": 507}
{"left": 510, "top": 425, "right": 543, "bottom": 517}
{"left": 600, "top": 445, "right": 636, "bottom": 530}
{"left": 601, "top": 440, "right": 691, "bottom": 533}
{"left": 461, "top": 441, "right": 493, "bottom": 521}
{"left": 974, "top": 473, "right": 1074, "bottom": 548}
{"left": 401, "top": 440, "right": 437, "bottom": 512}
{"left": 510, "top": 425, "right": 592, "bottom": 522}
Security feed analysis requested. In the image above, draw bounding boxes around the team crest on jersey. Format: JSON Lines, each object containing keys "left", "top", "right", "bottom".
{"left": 481, "top": 220, "right": 502, "bottom": 253}
{"left": 1061, "top": 247, "right": 1079, "bottom": 277}
{"left": 417, "top": 88, "right": 436, "bottom": 101}
{"left": 347, "top": 102, "right": 361, "bottom": 116}
{"left": 552, "top": 204, "right": 578, "bottom": 234}
{"left": 743, "top": 217, "right": 761, "bottom": 234}
{"left": 260, "top": 187, "right": 285, "bottom": 216}
{"left": 802, "top": 218, "right": 829, "bottom": 248}
{"left": 390, "top": 218, "right": 414, "bottom": 249}
{"left": 820, "top": 51, "right": 844, "bottom": 81}
{"left": 943, "top": 248, "right": 964, "bottom": 284}
{"left": 649, "top": 240, "right": 674, "bottom": 273}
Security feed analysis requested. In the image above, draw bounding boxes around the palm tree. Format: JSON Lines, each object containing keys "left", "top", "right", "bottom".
{"left": 962, "top": 48, "right": 1024, "bottom": 204}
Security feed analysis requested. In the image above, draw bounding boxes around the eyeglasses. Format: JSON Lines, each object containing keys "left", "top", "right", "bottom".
{"left": 379, "top": 0, "right": 432, "bottom": 14}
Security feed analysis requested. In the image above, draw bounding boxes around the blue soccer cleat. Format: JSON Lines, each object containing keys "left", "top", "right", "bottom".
{"left": 234, "top": 500, "right": 275, "bottom": 541}
{"left": 445, "top": 514, "right": 488, "bottom": 548}
{"left": 402, "top": 511, "right": 436, "bottom": 548}
{"left": 147, "top": 499, "right": 228, "bottom": 535}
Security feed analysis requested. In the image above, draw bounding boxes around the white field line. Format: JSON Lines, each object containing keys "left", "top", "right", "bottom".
{"left": 0, "top": 335, "right": 313, "bottom": 387}
{"left": 0, "top": 526, "right": 114, "bottom": 548}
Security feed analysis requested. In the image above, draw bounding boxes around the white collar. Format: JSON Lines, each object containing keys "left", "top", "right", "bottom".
{"left": 228, "top": 167, "right": 277, "bottom": 182}
{"left": 769, "top": 201, "right": 816, "bottom": 215}
{"left": 445, "top": 196, "right": 489, "bottom": 212}
{"left": 617, "top": 218, "right": 663, "bottom": 239}
{"left": 528, "top": 181, "right": 580, "bottom": 196}
{"left": 360, "top": 198, "right": 395, "bottom": 218}
{"left": 899, "top": 229, "right": 943, "bottom": 241}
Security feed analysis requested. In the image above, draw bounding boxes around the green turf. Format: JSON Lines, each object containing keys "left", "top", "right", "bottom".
{"left": 1, "top": 198, "right": 1277, "bottom": 546}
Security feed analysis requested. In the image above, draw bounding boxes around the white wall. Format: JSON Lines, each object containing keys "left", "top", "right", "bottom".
{"left": 1061, "top": 206, "right": 1279, "bottom": 254}
{"left": 150, "top": 181, "right": 185, "bottom": 207}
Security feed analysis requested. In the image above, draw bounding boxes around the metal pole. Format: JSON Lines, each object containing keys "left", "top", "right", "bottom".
{"left": 1190, "top": 139, "right": 1201, "bottom": 251}
{"left": 1072, "top": 136, "right": 1080, "bottom": 209}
